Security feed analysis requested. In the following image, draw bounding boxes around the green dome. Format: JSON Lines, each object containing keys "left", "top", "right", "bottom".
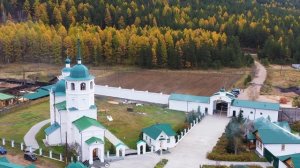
{"left": 69, "top": 64, "right": 90, "bottom": 79}
{"left": 65, "top": 57, "right": 71, "bottom": 64}
{"left": 53, "top": 79, "right": 66, "bottom": 93}
{"left": 62, "top": 67, "right": 71, "bottom": 72}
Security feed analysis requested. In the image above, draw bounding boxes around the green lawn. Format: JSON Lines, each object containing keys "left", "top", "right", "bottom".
{"left": 96, "top": 98, "right": 187, "bottom": 149}
{"left": 0, "top": 100, "right": 50, "bottom": 142}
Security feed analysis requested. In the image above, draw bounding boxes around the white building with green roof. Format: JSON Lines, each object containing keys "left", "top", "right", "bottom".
{"left": 44, "top": 39, "right": 106, "bottom": 165}
{"left": 249, "top": 118, "right": 300, "bottom": 168}
{"left": 142, "top": 123, "right": 177, "bottom": 152}
{"left": 169, "top": 88, "right": 280, "bottom": 122}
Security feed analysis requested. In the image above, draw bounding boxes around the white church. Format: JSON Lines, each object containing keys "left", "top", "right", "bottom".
{"left": 44, "top": 40, "right": 105, "bottom": 164}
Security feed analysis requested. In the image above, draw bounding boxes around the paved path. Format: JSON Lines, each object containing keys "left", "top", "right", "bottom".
{"left": 105, "top": 130, "right": 129, "bottom": 149}
{"left": 24, "top": 119, "right": 50, "bottom": 151}
{"left": 110, "top": 116, "right": 230, "bottom": 168}
{"left": 238, "top": 60, "right": 267, "bottom": 100}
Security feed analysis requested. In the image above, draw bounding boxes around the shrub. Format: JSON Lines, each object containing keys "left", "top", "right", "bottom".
{"left": 279, "top": 97, "right": 288, "bottom": 104}
{"left": 243, "top": 75, "right": 252, "bottom": 86}
{"left": 291, "top": 121, "right": 300, "bottom": 132}
{"left": 154, "top": 159, "right": 168, "bottom": 168}
{"left": 292, "top": 96, "right": 300, "bottom": 107}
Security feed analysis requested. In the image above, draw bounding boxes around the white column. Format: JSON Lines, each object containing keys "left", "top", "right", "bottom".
{"left": 77, "top": 156, "right": 80, "bottom": 162}
{"left": 107, "top": 151, "right": 110, "bottom": 158}
{"left": 21, "top": 143, "right": 23, "bottom": 150}
{"left": 2, "top": 138, "right": 5, "bottom": 145}
{"left": 181, "top": 131, "right": 184, "bottom": 137}
{"left": 116, "top": 148, "right": 119, "bottom": 157}
{"left": 89, "top": 147, "right": 93, "bottom": 165}
{"left": 60, "top": 154, "right": 63, "bottom": 161}
{"left": 100, "top": 148, "right": 104, "bottom": 163}
{"left": 137, "top": 145, "right": 140, "bottom": 155}
{"left": 122, "top": 148, "right": 125, "bottom": 157}
{"left": 29, "top": 146, "right": 32, "bottom": 153}
{"left": 49, "top": 150, "right": 52, "bottom": 158}
{"left": 11, "top": 140, "right": 14, "bottom": 148}
{"left": 151, "top": 146, "right": 154, "bottom": 152}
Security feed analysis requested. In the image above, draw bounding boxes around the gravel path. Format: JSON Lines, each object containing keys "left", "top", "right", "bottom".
{"left": 24, "top": 119, "right": 50, "bottom": 151}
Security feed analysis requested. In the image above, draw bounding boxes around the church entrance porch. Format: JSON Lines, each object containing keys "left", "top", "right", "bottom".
{"left": 88, "top": 145, "right": 104, "bottom": 165}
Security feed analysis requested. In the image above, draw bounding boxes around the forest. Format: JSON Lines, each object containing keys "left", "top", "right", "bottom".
{"left": 0, "top": 0, "right": 300, "bottom": 68}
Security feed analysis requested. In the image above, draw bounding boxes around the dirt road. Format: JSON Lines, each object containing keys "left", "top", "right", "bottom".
{"left": 238, "top": 60, "right": 267, "bottom": 100}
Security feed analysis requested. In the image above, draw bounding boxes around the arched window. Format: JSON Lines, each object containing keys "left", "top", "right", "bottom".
{"left": 90, "top": 81, "right": 93, "bottom": 89}
{"left": 71, "top": 83, "right": 75, "bottom": 90}
{"left": 80, "top": 83, "right": 86, "bottom": 90}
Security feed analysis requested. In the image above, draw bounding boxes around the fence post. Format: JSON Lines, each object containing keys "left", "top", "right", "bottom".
{"left": 39, "top": 148, "right": 42, "bottom": 155}
{"left": 177, "top": 135, "right": 181, "bottom": 142}
{"left": 77, "top": 156, "right": 80, "bottom": 162}
{"left": 190, "top": 123, "right": 192, "bottom": 129}
{"left": 107, "top": 151, "right": 110, "bottom": 158}
{"left": 181, "top": 131, "right": 184, "bottom": 137}
{"left": 185, "top": 129, "right": 187, "bottom": 134}
{"left": 49, "top": 150, "right": 52, "bottom": 158}
{"left": 60, "top": 154, "right": 63, "bottom": 161}
{"left": 21, "top": 143, "right": 23, "bottom": 151}
{"left": 2, "top": 138, "right": 5, "bottom": 146}
{"left": 11, "top": 140, "right": 14, "bottom": 148}
{"left": 193, "top": 120, "right": 196, "bottom": 125}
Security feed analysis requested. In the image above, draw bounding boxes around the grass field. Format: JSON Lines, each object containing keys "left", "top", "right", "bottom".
{"left": 96, "top": 98, "right": 187, "bottom": 149}
{"left": 0, "top": 63, "right": 249, "bottom": 95}
{"left": 262, "top": 65, "right": 300, "bottom": 97}
{"left": 0, "top": 100, "right": 49, "bottom": 142}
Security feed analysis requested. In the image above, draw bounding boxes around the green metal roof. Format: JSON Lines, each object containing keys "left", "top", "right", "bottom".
{"left": 0, "top": 93, "right": 14, "bottom": 101}
{"left": 254, "top": 118, "right": 300, "bottom": 144}
{"left": 274, "top": 121, "right": 291, "bottom": 132}
{"left": 40, "top": 85, "right": 55, "bottom": 91}
{"left": 115, "top": 143, "right": 124, "bottom": 148}
{"left": 232, "top": 99, "right": 280, "bottom": 111}
{"left": 142, "top": 123, "right": 176, "bottom": 140}
{"left": 0, "top": 157, "right": 36, "bottom": 168}
{"left": 72, "top": 116, "right": 105, "bottom": 132}
{"left": 23, "top": 89, "right": 49, "bottom": 100}
{"left": 137, "top": 140, "right": 146, "bottom": 144}
{"left": 169, "top": 93, "right": 210, "bottom": 104}
{"left": 44, "top": 122, "right": 60, "bottom": 135}
{"left": 67, "top": 162, "right": 87, "bottom": 168}
{"left": 278, "top": 153, "right": 300, "bottom": 168}
{"left": 85, "top": 137, "right": 103, "bottom": 145}
{"left": 55, "top": 101, "right": 66, "bottom": 111}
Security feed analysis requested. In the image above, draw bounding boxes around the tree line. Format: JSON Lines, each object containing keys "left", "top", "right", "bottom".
{"left": 0, "top": 21, "right": 253, "bottom": 69}
{"left": 0, "top": 0, "right": 300, "bottom": 66}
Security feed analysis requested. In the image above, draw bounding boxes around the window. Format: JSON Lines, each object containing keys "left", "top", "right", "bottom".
{"left": 260, "top": 112, "right": 263, "bottom": 115}
{"left": 281, "top": 144, "right": 285, "bottom": 151}
{"left": 167, "top": 138, "right": 170, "bottom": 143}
{"left": 250, "top": 111, "right": 253, "bottom": 114}
{"left": 80, "top": 83, "right": 86, "bottom": 90}
{"left": 71, "top": 83, "right": 75, "bottom": 90}
{"left": 90, "top": 81, "right": 93, "bottom": 89}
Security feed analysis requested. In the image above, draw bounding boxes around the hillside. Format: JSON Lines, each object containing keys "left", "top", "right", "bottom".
{"left": 0, "top": 0, "right": 300, "bottom": 67}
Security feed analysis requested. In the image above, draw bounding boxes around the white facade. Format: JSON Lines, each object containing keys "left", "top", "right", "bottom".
{"left": 168, "top": 89, "right": 280, "bottom": 122}
{"left": 229, "top": 106, "right": 278, "bottom": 122}
{"left": 143, "top": 132, "right": 176, "bottom": 152}
{"left": 265, "top": 144, "right": 300, "bottom": 157}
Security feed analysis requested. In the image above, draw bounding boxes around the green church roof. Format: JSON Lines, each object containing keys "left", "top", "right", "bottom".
{"left": 0, "top": 93, "right": 14, "bottom": 101}
{"left": 72, "top": 116, "right": 105, "bottom": 132}
{"left": 278, "top": 153, "right": 300, "bottom": 168}
{"left": 254, "top": 118, "right": 300, "bottom": 144}
{"left": 232, "top": 99, "right": 280, "bottom": 111}
{"left": 67, "top": 162, "right": 87, "bottom": 168}
{"left": 44, "top": 122, "right": 60, "bottom": 135}
{"left": 142, "top": 123, "right": 176, "bottom": 140}
{"left": 274, "top": 121, "right": 291, "bottom": 132}
{"left": 66, "top": 64, "right": 94, "bottom": 81}
{"left": 53, "top": 79, "right": 66, "bottom": 93}
{"left": 55, "top": 101, "right": 66, "bottom": 111}
{"left": 169, "top": 93, "right": 210, "bottom": 104}
{"left": 85, "top": 137, "right": 103, "bottom": 145}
